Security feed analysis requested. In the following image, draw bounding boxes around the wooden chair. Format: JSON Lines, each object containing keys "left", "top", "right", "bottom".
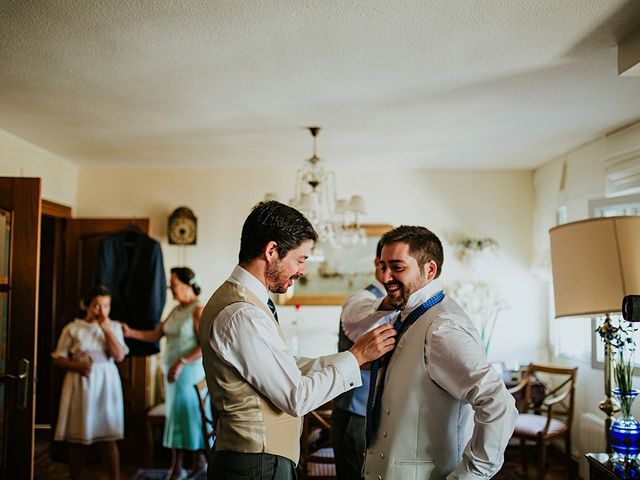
{"left": 508, "top": 363, "right": 578, "bottom": 480}
{"left": 144, "top": 402, "right": 166, "bottom": 467}
{"left": 193, "top": 378, "right": 216, "bottom": 456}
{"left": 298, "top": 402, "right": 336, "bottom": 480}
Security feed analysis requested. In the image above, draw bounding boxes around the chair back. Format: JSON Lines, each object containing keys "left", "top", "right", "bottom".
{"left": 509, "top": 363, "right": 579, "bottom": 480}
{"left": 299, "top": 401, "right": 335, "bottom": 480}
{"left": 520, "top": 363, "right": 578, "bottom": 429}
{"left": 193, "top": 378, "right": 216, "bottom": 456}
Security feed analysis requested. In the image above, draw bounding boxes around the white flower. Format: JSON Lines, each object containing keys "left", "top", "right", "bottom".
{"left": 448, "top": 280, "right": 507, "bottom": 355}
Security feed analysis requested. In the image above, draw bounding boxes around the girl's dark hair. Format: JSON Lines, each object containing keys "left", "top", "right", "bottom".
{"left": 81, "top": 284, "right": 112, "bottom": 310}
{"left": 171, "top": 266, "right": 201, "bottom": 296}
{"left": 238, "top": 201, "right": 318, "bottom": 265}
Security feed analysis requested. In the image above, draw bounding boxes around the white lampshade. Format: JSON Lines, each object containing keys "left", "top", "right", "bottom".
{"left": 348, "top": 195, "right": 366, "bottom": 214}
{"left": 549, "top": 216, "right": 640, "bottom": 318}
{"left": 298, "top": 192, "right": 320, "bottom": 212}
{"left": 335, "top": 199, "right": 348, "bottom": 214}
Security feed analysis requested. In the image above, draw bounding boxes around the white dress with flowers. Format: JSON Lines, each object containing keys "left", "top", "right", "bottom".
{"left": 52, "top": 319, "right": 129, "bottom": 444}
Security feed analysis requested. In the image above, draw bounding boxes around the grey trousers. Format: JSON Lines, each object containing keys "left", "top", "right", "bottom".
{"left": 330, "top": 407, "right": 365, "bottom": 480}
{"left": 208, "top": 451, "right": 296, "bottom": 480}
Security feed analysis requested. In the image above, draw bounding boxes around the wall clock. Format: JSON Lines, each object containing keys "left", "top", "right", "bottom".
{"left": 168, "top": 206, "right": 197, "bottom": 245}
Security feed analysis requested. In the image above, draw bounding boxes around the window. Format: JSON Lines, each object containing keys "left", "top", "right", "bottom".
{"left": 553, "top": 193, "right": 640, "bottom": 365}
{"left": 593, "top": 314, "right": 640, "bottom": 367}
{"left": 553, "top": 316, "right": 593, "bottom": 362}
{"left": 589, "top": 193, "right": 640, "bottom": 218}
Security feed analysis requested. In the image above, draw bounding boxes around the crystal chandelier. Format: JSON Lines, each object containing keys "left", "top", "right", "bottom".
{"left": 265, "top": 127, "right": 367, "bottom": 247}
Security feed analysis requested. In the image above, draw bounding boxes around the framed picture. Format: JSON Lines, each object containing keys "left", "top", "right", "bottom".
{"left": 279, "top": 224, "right": 393, "bottom": 305}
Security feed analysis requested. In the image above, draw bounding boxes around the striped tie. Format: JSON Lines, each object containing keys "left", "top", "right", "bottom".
{"left": 267, "top": 298, "right": 279, "bottom": 323}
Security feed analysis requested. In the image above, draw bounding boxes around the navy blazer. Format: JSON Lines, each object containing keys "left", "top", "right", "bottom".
{"left": 96, "top": 229, "right": 166, "bottom": 355}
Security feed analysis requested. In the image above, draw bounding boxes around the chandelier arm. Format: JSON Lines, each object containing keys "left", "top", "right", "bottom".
{"left": 274, "top": 126, "right": 367, "bottom": 247}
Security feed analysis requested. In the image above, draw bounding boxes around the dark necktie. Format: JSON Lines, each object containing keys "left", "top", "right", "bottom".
{"left": 267, "top": 298, "right": 279, "bottom": 323}
{"left": 365, "top": 290, "right": 445, "bottom": 446}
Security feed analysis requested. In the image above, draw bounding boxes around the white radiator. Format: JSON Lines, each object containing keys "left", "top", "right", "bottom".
{"left": 578, "top": 413, "right": 606, "bottom": 479}
{"left": 579, "top": 413, "right": 606, "bottom": 454}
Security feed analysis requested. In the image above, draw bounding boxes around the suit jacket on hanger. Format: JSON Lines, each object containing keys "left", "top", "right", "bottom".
{"left": 96, "top": 228, "right": 166, "bottom": 356}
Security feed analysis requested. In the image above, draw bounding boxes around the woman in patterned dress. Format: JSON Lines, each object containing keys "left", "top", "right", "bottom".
{"left": 123, "top": 267, "right": 207, "bottom": 480}
{"left": 53, "top": 284, "right": 128, "bottom": 480}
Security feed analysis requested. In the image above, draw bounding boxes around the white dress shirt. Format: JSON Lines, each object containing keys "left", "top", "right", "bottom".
{"left": 209, "top": 266, "right": 362, "bottom": 417}
{"left": 372, "top": 279, "right": 516, "bottom": 480}
{"left": 341, "top": 279, "right": 395, "bottom": 342}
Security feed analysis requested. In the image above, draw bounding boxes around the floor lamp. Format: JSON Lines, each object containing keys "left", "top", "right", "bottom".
{"left": 549, "top": 216, "right": 640, "bottom": 453}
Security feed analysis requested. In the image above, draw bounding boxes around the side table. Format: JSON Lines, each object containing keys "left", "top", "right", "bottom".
{"left": 586, "top": 453, "right": 640, "bottom": 480}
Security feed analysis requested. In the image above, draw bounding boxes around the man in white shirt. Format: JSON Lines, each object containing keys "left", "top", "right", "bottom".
{"left": 198, "top": 201, "right": 397, "bottom": 480}
{"left": 362, "top": 225, "right": 518, "bottom": 480}
{"left": 331, "top": 240, "right": 394, "bottom": 480}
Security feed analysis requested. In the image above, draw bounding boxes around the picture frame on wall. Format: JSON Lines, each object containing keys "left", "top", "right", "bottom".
{"left": 278, "top": 224, "right": 393, "bottom": 306}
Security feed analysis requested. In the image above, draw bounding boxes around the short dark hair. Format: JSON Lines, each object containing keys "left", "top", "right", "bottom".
{"left": 375, "top": 239, "right": 383, "bottom": 259}
{"left": 380, "top": 225, "right": 444, "bottom": 278}
{"left": 82, "top": 284, "right": 111, "bottom": 310}
{"left": 238, "top": 201, "right": 318, "bottom": 265}
{"left": 170, "top": 266, "right": 201, "bottom": 296}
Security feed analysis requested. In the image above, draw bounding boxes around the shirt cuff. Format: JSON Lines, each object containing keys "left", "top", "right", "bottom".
{"left": 330, "top": 351, "right": 363, "bottom": 390}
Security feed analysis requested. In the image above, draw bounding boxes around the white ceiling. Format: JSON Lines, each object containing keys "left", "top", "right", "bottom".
{"left": 1, "top": 0, "right": 640, "bottom": 170}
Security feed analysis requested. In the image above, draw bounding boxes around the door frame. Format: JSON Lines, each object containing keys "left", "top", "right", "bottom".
{"left": 0, "top": 177, "right": 42, "bottom": 480}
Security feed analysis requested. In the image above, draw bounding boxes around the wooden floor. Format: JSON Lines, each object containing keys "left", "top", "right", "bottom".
{"left": 496, "top": 444, "right": 576, "bottom": 480}
{"left": 34, "top": 443, "right": 575, "bottom": 480}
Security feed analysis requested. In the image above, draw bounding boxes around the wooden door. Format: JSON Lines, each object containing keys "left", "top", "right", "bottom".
{"left": 0, "top": 177, "right": 41, "bottom": 480}
{"left": 59, "top": 218, "right": 153, "bottom": 465}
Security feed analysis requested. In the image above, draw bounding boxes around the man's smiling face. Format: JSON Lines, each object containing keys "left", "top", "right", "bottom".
{"left": 379, "top": 241, "right": 429, "bottom": 310}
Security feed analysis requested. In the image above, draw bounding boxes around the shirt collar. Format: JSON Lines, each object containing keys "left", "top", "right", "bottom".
{"left": 399, "top": 279, "right": 444, "bottom": 320}
{"left": 372, "top": 278, "right": 385, "bottom": 293}
{"left": 230, "top": 265, "right": 271, "bottom": 306}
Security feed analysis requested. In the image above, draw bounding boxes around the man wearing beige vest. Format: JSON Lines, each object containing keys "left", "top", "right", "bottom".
{"left": 198, "top": 201, "right": 397, "bottom": 480}
{"left": 358, "top": 226, "right": 517, "bottom": 480}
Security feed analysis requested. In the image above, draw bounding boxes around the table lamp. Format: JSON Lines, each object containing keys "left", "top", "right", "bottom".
{"left": 549, "top": 216, "right": 640, "bottom": 452}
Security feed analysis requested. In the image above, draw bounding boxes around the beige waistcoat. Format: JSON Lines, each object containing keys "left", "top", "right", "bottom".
{"left": 198, "top": 280, "right": 301, "bottom": 464}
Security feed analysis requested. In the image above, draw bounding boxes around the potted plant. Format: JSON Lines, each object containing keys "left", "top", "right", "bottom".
{"left": 601, "top": 319, "right": 640, "bottom": 459}
{"left": 455, "top": 237, "right": 499, "bottom": 266}
{"left": 448, "top": 281, "right": 506, "bottom": 357}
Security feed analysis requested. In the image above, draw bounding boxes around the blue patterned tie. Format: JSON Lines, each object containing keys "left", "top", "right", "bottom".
{"left": 365, "top": 290, "right": 445, "bottom": 446}
{"left": 267, "top": 298, "right": 279, "bottom": 323}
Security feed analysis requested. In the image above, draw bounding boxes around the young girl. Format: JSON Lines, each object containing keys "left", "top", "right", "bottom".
{"left": 52, "top": 284, "right": 128, "bottom": 480}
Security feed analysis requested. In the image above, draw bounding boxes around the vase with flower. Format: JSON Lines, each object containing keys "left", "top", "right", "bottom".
{"left": 607, "top": 321, "right": 640, "bottom": 459}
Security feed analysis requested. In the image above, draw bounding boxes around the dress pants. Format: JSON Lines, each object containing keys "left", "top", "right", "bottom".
{"left": 209, "top": 451, "right": 296, "bottom": 480}
{"left": 330, "top": 407, "right": 365, "bottom": 480}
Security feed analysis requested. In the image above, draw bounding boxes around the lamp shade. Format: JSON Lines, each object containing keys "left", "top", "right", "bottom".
{"left": 549, "top": 216, "right": 640, "bottom": 318}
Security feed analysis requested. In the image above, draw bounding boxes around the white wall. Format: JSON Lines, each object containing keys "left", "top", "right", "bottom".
{"left": 0, "top": 129, "right": 78, "bottom": 209}
{"left": 533, "top": 121, "right": 640, "bottom": 474}
{"left": 75, "top": 165, "right": 545, "bottom": 363}
{"left": 0, "top": 129, "right": 548, "bottom": 372}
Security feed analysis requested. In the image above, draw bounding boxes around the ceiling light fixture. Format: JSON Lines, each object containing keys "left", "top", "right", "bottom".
{"left": 265, "top": 127, "right": 367, "bottom": 247}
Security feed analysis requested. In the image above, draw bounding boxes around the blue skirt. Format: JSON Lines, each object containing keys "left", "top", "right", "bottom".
{"left": 163, "top": 360, "right": 209, "bottom": 450}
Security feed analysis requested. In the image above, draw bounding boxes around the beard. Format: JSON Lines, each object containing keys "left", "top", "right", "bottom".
{"left": 266, "top": 260, "right": 301, "bottom": 294}
{"left": 385, "top": 271, "right": 426, "bottom": 310}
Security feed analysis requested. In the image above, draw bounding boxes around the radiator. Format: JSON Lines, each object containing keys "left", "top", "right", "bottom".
{"left": 579, "top": 413, "right": 606, "bottom": 454}
{"left": 578, "top": 413, "right": 606, "bottom": 479}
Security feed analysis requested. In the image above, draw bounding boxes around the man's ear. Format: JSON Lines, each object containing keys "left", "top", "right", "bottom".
{"left": 264, "top": 241, "right": 280, "bottom": 261}
{"left": 424, "top": 260, "right": 438, "bottom": 281}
